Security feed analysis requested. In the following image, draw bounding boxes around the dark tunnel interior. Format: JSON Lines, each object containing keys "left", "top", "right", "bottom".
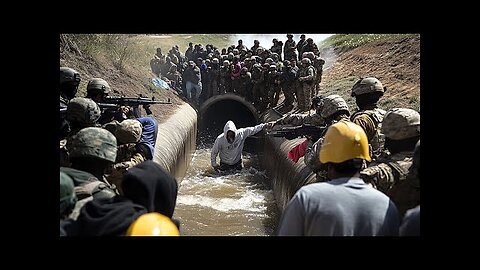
{"left": 199, "top": 99, "right": 258, "bottom": 150}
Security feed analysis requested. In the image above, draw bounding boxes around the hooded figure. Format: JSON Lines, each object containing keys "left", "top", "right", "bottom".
{"left": 210, "top": 120, "right": 268, "bottom": 171}
{"left": 70, "top": 160, "right": 178, "bottom": 236}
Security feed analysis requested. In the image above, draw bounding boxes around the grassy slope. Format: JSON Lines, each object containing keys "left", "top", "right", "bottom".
{"left": 318, "top": 34, "right": 420, "bottom": 112}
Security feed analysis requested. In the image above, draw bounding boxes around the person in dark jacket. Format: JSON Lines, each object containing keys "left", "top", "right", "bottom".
{"left": 69, "top": 160, "right": 179, "bottom": 236}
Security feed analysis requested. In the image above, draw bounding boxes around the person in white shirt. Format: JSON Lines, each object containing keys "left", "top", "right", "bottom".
{"left": 211, "top": 120, "right": 273, "bottom": 171}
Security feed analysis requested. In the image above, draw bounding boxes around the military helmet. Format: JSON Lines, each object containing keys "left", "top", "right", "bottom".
{"left": 212, "top": 58, "right": 219, "bottom": 64}
{"left": 115, "top": 119, "right": 143, "bottom": 144}
{"left": 254, "top": 40, "right": 259, "bottom": 44}
{"left": 60, "top": 67, "right": 81, "bottom": 85}
{"left": 319, "top": 120, "right": 371, "bottom": 163}
{"left": 351, "top": 77, "right": 385, "bottom": 97}
{"left": 126, "top": 212, "right": 179, "bottom": 236}
{"left": 287, "top": 34, "right": 293, "bottom": 38}
{"left": 265, "top": 58, "right": 273, "bottom": 64}
{"left": 320, "top": 94, "right": 349, "bottom": 119}
{"left": 307, "top": 38, "right": 313, "bottom": 42}
{"left": 67, "top": 127, "right": 117, "bottom": 162}
{"left": 223, "top": 60, "right": 230, "bottom": 66}
{"left": 302, "top": 52, "right": 315, "bottom": 60}
{"left": 301, "top": 58, "right": 312, "bottom": 65}
{"left": 381, "top": 108, "right": 420, "bottom": 140}
{"left": 66, "top": 97, "right": 101, "bottom": 126}
{"left": 269, "top": 64, "right": 277, "bottom": 71}
{"left": 60, "top": 171, "right": 77, "bottom": 217}
{"left": 87, "top": 78, "right": 111, "bottom": 95}
{"left": 241, "top": 67, "right": 248, "bottom": 74}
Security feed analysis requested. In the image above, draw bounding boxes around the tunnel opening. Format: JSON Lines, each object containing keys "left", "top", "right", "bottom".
{"left": 198, "top": 94, "right": 259, "bottom": 152}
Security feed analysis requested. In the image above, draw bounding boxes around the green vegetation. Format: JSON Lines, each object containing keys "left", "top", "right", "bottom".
{"left": 319, "top": 34, "right": 418, "bottom": 51}
{"left": 321, "top": 75, "right": 359, "bottom": 110}
{"left": 62, "top": 34, "right": 233, "bottom": 76}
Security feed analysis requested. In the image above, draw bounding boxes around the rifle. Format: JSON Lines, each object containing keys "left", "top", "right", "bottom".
{"left": 103, "top": 96, "right": 172, "bottom": 117}
{"left": 267, "top": 124, "right": 328, "bottom": 142}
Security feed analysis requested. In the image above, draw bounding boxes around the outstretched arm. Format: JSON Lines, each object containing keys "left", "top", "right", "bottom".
{"left": 239, "top": 122, "right": 275, "bottom": 138}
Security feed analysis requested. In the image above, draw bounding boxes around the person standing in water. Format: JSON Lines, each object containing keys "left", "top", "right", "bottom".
{"left": 211, "top": 120, "right": 274, "bottom": 172}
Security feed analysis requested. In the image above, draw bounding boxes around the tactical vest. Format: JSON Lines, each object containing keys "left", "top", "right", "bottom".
{"left": 351, "top": 108, "right": 386, "bottom": 158}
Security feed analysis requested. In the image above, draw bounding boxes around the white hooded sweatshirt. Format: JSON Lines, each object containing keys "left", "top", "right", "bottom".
{"left": 211, "top": 120, "right": 266, "bottom": 167}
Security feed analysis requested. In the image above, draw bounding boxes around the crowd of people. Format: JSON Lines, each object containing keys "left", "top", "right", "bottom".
{"left": 151, "top": 34, "right": 324, "bottom": 112}
{"left": 59, "top": 34, "right": 420, "bottom": 236}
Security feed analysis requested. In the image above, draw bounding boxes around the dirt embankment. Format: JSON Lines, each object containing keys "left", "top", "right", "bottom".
{"left": 60, "top": 37, "right": 185, "bottom": 123}
{"left": 320, "top": 35, "right": 420, "bottom": 111}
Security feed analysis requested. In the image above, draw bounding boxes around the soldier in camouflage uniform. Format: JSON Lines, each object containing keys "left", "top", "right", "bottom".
{"left": 360, "top": 108, "right": 420, "bottom": 217}
{"left": 312, "top": 53, "right": 325, "bottom": 97}
{"left": 85, "top": 78, "right": 129, "bottom": 125}
{"left": 301, "top": 52, "right": 318, "bottom": 98}
{"left": 350, "top": 77, "right": 387, "bottom": 159}
{"left": 250, "top": 40, "right": 262, "bottom": 55}
{"left": 283, "top": 34, "right": 297, "bottom": 62}
{"left": 303, "top": 95, "right": 351, "bottom": 181}
{"left": 265, "top": 64, "right": 279, "bottom": 108}
{"left": 219, "top": 60, "right": 231, "bottom": 94}
{"left": 209, "top": 58, "right": 221, "bottom": 96}
{"left": 301, "top": 38, "right": 319, "bottom": 55}
{"left": 270, "top": 39, "right": 283, "bottom": 61}
{"left": 106, "top": 119, "right": 148, "bottom": 195}
{"left": 238, "top": 67, "right": 252, "bottom": 101}
{"left": 60, "top": 97, "right": 102, "bottom": 167}
{"left": 61, "top": 127, "right": 118, "bottom": 220}
{"left": 251, "top": 63, "right": 266, "bottom": 111}
{"left": 296, "top": 34, "right": 306, "bottom": 61}
{"left": 60, "top": 67, "right": 81, "bottom": 140}
{"left": 297, "top": 58, "right": 315, "bottom": 112}
{"left": 278, "top": 60, "right": 297, "bottom": 109}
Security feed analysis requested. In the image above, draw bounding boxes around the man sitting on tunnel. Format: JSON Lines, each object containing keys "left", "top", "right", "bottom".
{"left": 211, "top": 120, "right": 274, "bottom": 172}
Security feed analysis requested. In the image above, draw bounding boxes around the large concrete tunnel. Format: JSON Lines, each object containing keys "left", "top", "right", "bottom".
{"left": 199, "top": 93, "right": 259, "bottom": 147}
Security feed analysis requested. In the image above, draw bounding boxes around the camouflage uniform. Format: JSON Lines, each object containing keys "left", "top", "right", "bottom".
{"left": 297, "top": 58, "right": 315, "bottom": 112}
{"left": 284, "top": 35, "right": 297, "bottom": 62}
{"left": 301, "top": 38, "right": 319, "bottom": 55}
{"left": 251, "top": 63, "right": 266, "bottom": 111}
{"left": 304, "top": 95, "right": 350, "bottom": 181}
{"left": 279, "top": 60, "right": 297, "bottom": 108}
{"left": 265, "top": 65, "right": 279, "bottom": 108}
{"left": 60, "top": 67, "right": 81, "bottom": 140}
{"left": 296, "top": 35, "right": 306, "bottom": 61}
{"left": 106, "top": 119, "right": 147, "bottom": 195}
{"left": 209, "top": 58, "right": 221, "bottom": 96}
{"left": 350, "top": 77, "right": 387, "bottom": 158}
{"left": 360, "top": 108, "right": 420, "bottom": 217}
{"left": 60, "top": 97, "right": 102, "bottom": 167}
{"left": 238, "top": 68, "right": 252, "bottom": 101}
{"left": 312, "top": 56, "right": 325, "bottom": 96}
{"left": 63, "top": 127, "right": 118, "bottom": 220}
{"left": 219, "top": 60, "right": 231, "bottom": 94}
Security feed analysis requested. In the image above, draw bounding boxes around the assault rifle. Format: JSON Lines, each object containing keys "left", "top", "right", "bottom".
{"left": 267, "top": 124, "right": 328, "bottom": 142}
{"left": 102, "top": 96, "right": 171, "bottom": 117}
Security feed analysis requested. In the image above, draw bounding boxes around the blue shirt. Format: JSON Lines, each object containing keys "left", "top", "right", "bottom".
{"left": 136, "top": 116, "right": 158, "bottom": 160}
{"left": 278, "top": 177, "right": 400, "bottom": 236}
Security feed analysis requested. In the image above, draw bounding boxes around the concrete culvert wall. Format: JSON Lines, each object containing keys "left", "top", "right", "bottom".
{"left": 260, "top": 109, "right": 317, "bottom": 211}
{"left": 154, "top": 104, "right": 197, "bottom": 182}
{"left": 199, "top": 93, "right": 259, "bottom": 143}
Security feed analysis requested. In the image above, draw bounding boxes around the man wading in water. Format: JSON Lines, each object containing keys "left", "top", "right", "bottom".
{"left": 211, "top": 120, "right": 274, "bottom": 172}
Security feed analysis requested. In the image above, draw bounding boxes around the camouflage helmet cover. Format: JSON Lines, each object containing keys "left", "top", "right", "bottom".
{"left": 320, "top": 94, "right": 350, "bottom": 119}
{"left": 351, "top": 77, "right": 385, "bottom": 96}
{"left": 381, "top": 108, "right": 420, "bottom": 140}
{"left": 60, "top": 171, "right": 77, "bottom": 216}
{"left": 66, "top": 97, "right": 101, "bottom": 125}
{"left": 67, "top": 127, "right": 117, "bottom": 162}
{"left": 115, "top": 119, "right": 143, "bottom": 144}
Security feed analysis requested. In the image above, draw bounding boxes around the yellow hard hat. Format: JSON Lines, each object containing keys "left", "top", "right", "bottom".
{"left": 319, "top": 120, "right": 371, "bottom": 164}
{"left": 126, "top": 213, "right": 180, "bottom": 236}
